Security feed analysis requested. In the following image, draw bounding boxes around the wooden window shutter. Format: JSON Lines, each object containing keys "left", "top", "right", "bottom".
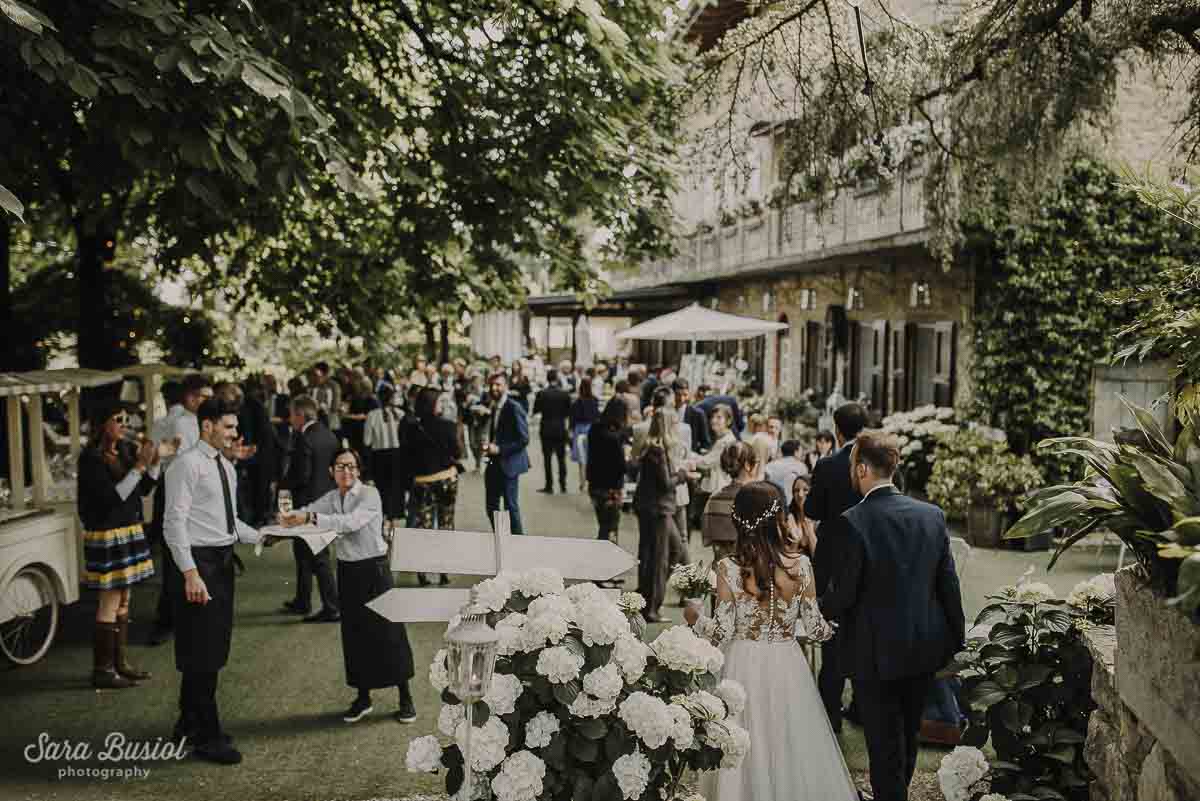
{"left": 806, "top": 321, "right": 823, "bottom": 391}
{"left": 932, "top": 321, "right": 957, "bottom": 407}
{"left": 888, "top": 320, "right": 910, "bottom": 413}
{"left": 869, "top": 320, "right": 888, "bottom": 412}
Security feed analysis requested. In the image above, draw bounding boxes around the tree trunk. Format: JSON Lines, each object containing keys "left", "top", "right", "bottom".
{"left": 439, "top": 318, "right": 450, "bottom": 365}
{"left": 422, "top": 317, "right": 436, "bottom": 362}
{"left": 76, "top": 229, "right": 122, "bottom": 369}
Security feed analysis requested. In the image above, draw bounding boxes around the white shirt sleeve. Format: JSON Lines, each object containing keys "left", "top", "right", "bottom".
{"left": 114, "top": 469, "right": 143, "bottom": 502}
{"left": 164, "top": 456, "right": 198, "bottom": 573}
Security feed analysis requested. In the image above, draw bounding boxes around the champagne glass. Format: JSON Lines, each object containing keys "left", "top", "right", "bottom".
{"left": 278, "top": 490, "right": 293, "bottom": 518}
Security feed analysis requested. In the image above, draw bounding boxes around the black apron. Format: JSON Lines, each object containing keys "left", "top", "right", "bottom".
{"left": 337, "top": 556, "right": 415, "bottom": 689}
{"left": 173, "top": 545, "right": 235, "bottom": 673}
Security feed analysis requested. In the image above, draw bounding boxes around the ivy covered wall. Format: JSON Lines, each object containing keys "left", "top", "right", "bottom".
{"left": 968, "top": 158, "right": 1200, "bottom": 482}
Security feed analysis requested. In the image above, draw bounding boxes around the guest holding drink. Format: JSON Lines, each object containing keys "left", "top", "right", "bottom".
{"left": 272, "top": 448, "right": 417, "bottom": 724}
{"left": 78, "top": 400, "right": 161, "bottom": 688}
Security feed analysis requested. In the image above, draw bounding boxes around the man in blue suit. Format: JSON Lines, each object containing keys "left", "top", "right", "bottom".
{"left": 484, "top": 373, "right": 530, "bottom": 535}
{"left": 819, "top": 431, "right": 965, "bottom": 801}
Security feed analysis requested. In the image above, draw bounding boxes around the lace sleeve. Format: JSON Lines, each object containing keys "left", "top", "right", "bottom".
{"left": 692, "top": 560, "right": 738, "bottom": 646}
{"left": 795, "top": 556, "right": 835, "bottom": 643}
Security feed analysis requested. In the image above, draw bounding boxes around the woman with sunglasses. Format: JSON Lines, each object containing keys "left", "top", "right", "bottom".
{"left": 275, "top": 447, "right": 416, "bottom": 724}
{"left": 77, "top": 400, "right": 161, "bottom": 688}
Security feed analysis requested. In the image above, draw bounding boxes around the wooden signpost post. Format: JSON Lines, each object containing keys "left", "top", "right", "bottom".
{"left": 367, "top": 513, "right": 637, "bottom": 623}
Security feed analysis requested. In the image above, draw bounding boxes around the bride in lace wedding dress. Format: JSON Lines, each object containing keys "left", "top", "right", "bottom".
{"left": 686, "top": 481, "right": 859, "bottom": 801}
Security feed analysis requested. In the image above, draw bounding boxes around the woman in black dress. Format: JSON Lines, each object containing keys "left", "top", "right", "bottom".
{"left": 77, "top": 400, "right": 161, "bottom": 688}
{"left": 586, "top": 396, "right": 629, "bottom": 551}
{"left": 402, "top": 387, "right": 462, "bottom": 586}
{"left": 276, "top": 447, "right": 416, "bottom": 723}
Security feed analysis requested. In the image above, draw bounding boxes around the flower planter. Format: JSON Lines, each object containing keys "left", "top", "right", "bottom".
{"left": 1112, "top": 569, "right": 1200, "bottom": 798}
{"left": 966, "top": 503, "right": 1006, "bottom": 548}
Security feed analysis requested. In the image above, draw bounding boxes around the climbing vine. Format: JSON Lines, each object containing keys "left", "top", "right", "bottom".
{"left": 968, "top": 158, "right": 1200, "bottom": 483}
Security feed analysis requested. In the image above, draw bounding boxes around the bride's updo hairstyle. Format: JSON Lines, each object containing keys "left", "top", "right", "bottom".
{"left": 731, "top": 481, "right": 791, "bottom": 600}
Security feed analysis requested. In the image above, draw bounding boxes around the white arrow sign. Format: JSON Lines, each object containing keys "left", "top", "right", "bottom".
{"left": 367, "top": 514, "right": 637, "bottom": 623}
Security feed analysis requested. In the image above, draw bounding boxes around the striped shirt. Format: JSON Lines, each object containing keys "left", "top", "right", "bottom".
{"left": 364, "top": 405, "right": 404, "bottom": 451}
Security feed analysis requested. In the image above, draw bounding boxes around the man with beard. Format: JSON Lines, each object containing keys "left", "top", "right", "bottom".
{"left": 483, "top": 373, "right": 530, "bottom": 534}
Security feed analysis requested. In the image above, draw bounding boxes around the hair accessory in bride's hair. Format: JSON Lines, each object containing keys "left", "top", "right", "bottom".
{"left": 732, "top": 498, "right": 781, "bottom": 532}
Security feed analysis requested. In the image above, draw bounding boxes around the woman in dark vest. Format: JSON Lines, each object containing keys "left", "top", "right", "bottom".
{"left": 77, "top": 400, "right": 161, "bottom": 688}
{"left": 276, "top": 447, "right": 416, "bottom": 723}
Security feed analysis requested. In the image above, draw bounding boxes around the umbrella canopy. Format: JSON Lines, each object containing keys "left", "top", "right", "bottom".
{"left": 574, "top": 316, "right": 593, "bottom": 367}
{"left": 616, "top": 303, "right": 787, "bottom": 342}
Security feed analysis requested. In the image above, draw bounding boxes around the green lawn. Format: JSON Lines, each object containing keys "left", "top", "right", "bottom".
{"left": 0, "top": 454, "right": 1121, "bottom": 801}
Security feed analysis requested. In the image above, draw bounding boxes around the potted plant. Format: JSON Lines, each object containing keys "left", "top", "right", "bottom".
{"left": 668, "top": 561, "right": 715, "bottom": 618}
{"left": 927, "top": 431, "right": 1043, "bottom": 548}
{"left": 881, "top": 404, "right": 959, "bottom": 496}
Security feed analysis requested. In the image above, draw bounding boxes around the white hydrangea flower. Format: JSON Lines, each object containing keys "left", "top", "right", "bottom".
{"left": 582, "top": 663, "right": 624, "bottom": 700}
{"left": 490, "top": 750, "right": 546, "bottom": 801}
{"left": 612, "top": 751, "right": 652, "bottom": 800}
{"left": 1015, "top": 581, "right": 1057, "bottom": 605}
{"left": 454, "top": 716, "right": 510, "bottom": 773}
{"left": 438, "top": 703, "right": 465, "bottom": 736}
{"left": 715, "top": 680, "right": 747, "bottom": 718}
{"left": 405, "top": 735, "right": 443, "bottom": 773}
{"left": 496, "top": 613, "right": 528, "bottom": 657}
{"left": 668, "top": 703, "right": 695, "bottom": 750}
{"left": 535, "top": 645, "right": 584, "bottom": 684}
{"left": 613, "top": 633, "right": 650, "bottom": 682}
{"left": 619, "top": 692, "right": 677, "bottom": 749}
{"left": 674, "top": 690, "right": 727, "bottom": 722}
{"left": 566, "top": 582, "right": 606, "bottom": 604}
{"left": 569, "top": 692, "right": 618, "bottom": 718}
{"left": 524, "top": 711, "right": 560, "bottom": 748}
{"left": 428, "top": 649, "right": 450, "bottom": 693}
{"left": 475, "top": 575, "right": 515, "bottom": 612}
{"left": 702, "top": 720, "right": 751, "bottom": 768}
{"left": 618, "top": 592, "right": 646, "bottom": 613}
{"left": 484, "top": 672, "right": 524, "bottom": 716}
{"left": 524, "top": 594, "right": 575, "bottom": 646}
{"left": 651, "top": 625, "right": 725, "bottom": 674}
{"left": 979, "top": 794, "right": 1009, "bottom": 801}
{"left": 1067, "top": 573, "right": 1115, "bottom": 608}
{"left": 576, "top": 597, "right": 630, "bottom": 646}
{"left": 937, "top": 746, "right": 990, "bottom": 801}
{"left": 514, "top": 568, "right": 565, "bottom": 598}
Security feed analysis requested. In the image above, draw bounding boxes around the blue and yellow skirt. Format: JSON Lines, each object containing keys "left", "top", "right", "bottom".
{"left": 83, "top": 524, "right": 155, "bottom": 590}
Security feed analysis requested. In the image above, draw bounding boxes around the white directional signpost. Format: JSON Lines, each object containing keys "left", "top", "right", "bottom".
{"left": 367, "top": 513, "right": 638, "bottom": 623}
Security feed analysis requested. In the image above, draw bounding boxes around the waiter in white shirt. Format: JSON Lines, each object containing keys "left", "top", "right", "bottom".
{"left": 148, "top": 374, "right": 213, "bottom": 646}
{"left": 163, "top": 398, "right": 261, "bottom": 765}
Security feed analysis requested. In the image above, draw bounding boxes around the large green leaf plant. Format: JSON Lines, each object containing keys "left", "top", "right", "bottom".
{"left": 1007, "top": 399, "right": 1200, "bottom": 619}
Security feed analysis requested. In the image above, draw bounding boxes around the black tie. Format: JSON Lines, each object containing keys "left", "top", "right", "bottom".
{"left": 215, "top": 455, "right": 236, "bottom": 535}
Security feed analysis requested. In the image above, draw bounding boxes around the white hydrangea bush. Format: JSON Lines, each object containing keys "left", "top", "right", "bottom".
{"left": 405, "top": 569, "right": 750, "bottom": 800}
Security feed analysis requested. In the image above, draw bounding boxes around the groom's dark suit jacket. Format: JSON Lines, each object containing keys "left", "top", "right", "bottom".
{"left": 819, "top": 486, "right": 965, "bottom": 682}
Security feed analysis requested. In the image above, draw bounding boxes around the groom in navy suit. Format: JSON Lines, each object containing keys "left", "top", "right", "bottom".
{"left": 484, "top": 372, "right": 530, "bottom": 535}
{"left": 819, "top": 431, "right": 965, "bottom": 801}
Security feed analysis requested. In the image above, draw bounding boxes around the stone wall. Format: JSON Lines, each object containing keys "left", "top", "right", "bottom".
{"left": 1083, "top": 570, "right": 1200, "bottom": 801}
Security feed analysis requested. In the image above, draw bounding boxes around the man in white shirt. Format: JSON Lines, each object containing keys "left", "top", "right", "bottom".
{"left": 764, "top": 440, "right": 810, "bottom": 507}
{"left": 163, "top": 398, "right": 261, "bottom": 765}
{"left": 148, "top": 374, "right": 213, "bottom": 646}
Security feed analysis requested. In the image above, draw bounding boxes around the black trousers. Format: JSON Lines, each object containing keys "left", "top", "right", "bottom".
{"left": 541, "top": 437, "right": 567, "bottom": 490}
{"left": 589, "top": 490, "right": 621, "bottom": 541}
{"left": 178, "top": 670, "right": 221, "bottom": 746}
{"left": 292, "top": 539, "right": 339, "bottom": 614}
{"left": 853, "top": 674, "right": 934, "bottom": 801}
{"left": 819, "top": 637, "right": 847, "bottom": 730}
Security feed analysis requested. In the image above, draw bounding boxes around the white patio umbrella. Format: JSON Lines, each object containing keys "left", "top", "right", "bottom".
{"left": 573, "top": 315, "right": 593, "bottom": 367}
{"left": 615, "top": 302, "right": 787, "bottom": 353}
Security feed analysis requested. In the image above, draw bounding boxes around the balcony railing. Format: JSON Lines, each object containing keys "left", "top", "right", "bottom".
{"left": 612, "top": 171, "right": 928, "bottom": 290}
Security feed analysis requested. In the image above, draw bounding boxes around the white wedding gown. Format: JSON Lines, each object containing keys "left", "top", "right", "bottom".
{"left": 696, "top": 556, "right": 859, "bottom": 801}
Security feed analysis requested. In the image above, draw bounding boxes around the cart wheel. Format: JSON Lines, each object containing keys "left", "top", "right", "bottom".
{"left": 0, "top": 565, "right": 60, "bottom": 666}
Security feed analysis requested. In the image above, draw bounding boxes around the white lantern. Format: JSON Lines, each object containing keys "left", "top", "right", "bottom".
{"left": 445, "top": 594, "right": 499, "bottom": 703}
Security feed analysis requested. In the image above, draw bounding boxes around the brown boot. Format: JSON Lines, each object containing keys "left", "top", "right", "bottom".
{"left": 115, "top": 615, "right": 150, "bottom": 681}
{"left": 93, "top": 622, "right": 136, "bottom": 689}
